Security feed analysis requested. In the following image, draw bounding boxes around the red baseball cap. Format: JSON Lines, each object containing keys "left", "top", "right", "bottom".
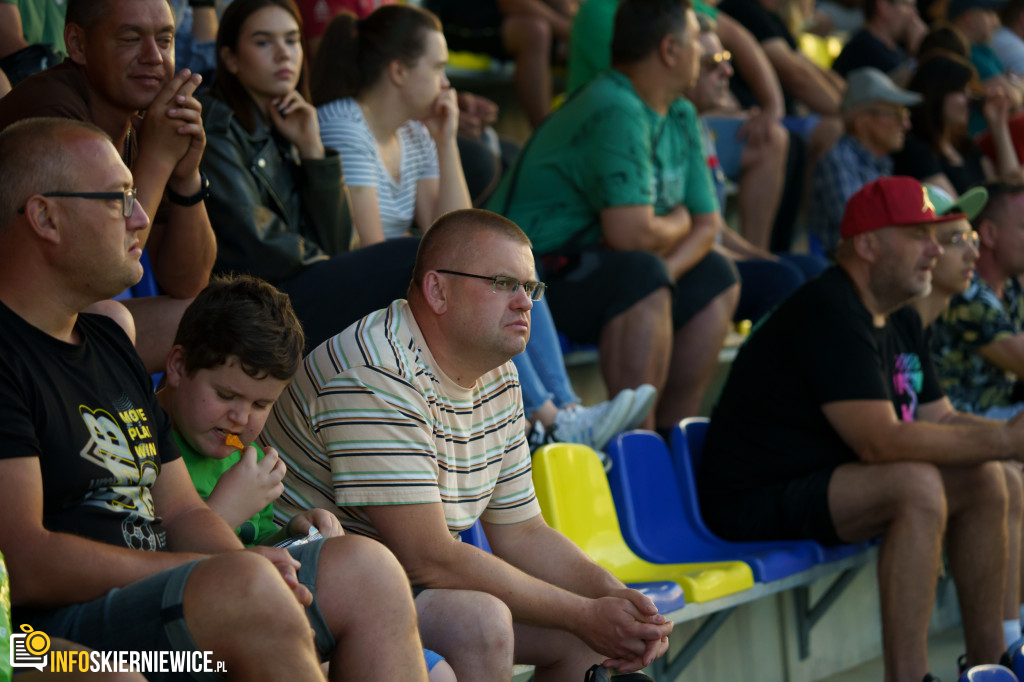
{"left": 840, "top": 177, "right": 966, "bottom": 239}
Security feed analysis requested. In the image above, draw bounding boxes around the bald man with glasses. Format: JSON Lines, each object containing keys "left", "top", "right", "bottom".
{"left": 264, "top": 208, "right": 673, "bottom": 682}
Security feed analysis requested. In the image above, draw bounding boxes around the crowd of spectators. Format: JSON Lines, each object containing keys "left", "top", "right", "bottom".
{"left": 7, "top": 0, "right": 1024, "bottom": 680}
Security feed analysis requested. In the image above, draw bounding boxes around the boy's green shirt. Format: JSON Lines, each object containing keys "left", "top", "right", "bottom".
{"left": 172, "top": 430, "right": 278, "bottom": 546}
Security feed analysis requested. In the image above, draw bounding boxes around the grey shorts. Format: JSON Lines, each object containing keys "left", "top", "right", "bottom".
{"left": 16, "top": 541, "right": 334, "bottom": 681}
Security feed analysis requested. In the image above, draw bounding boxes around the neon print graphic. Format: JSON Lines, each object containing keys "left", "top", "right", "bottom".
{"left": 78, "top": 398, "right": 162, "bottom": 550}
{"left": 892, "top": 353, "right": 924, "bottom": 422}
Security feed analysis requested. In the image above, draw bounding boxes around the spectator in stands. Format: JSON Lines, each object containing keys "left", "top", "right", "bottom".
{"left": 424, "top": 0, "right": 576, "bottom": 128}
{"left": 312, "top": 6, "right": 469, "bottom": 247}
{"left": 831, "top": 0, "right": 927, "bottom": 83}
{"left": 200, "top": 0, "right": 421, "bottom": 352}
{"left": 894, "top": 53, "right": 1022, "bottom": 195}
{"left": 265, "top": 208, "right": 673, "bottom": 682}
{"left": 488, "top": 0, "right": 742, "bottom": 427}
{"left": 917, "top": 22, "right": 972, "bottom": 59}
{"left": 699, "top": 175, "right": 1020, "bottom": 682}
{"left": 950, "top": 0, "right": 1024, "bottom": 104}
{"left": 930, "top": 182, "right": 1024, "bottom": 418}
{"left": 809, "top": 67, "right": 920, "bottom": 255}
{"left": 0, "top": 0, "right": 66, "bottom": 86}
{"left": 310, "top": 5, "right": 654, "bottom": 449}
{"left": 0, "top": 116, "right": 430, "bottom": 682}
{"left": 717, "top": 0, "right": 846, "bottom": 168}
{"left": 690, "top": 18, "right": 827, "bottom": 319}
{"left": 908, "top": 184, "right": 1024, "bottom": 652}
{"left": 995, "top": 0, "right": 1024, "bottom": 75}
{"left": 169, "top": 0, "right": 222, "bottom": 82}
{"left": 158, "top": 273, "right": 458, "bottom": 681}
{"left": 568, "top": 0, "right": 799, "bottom": 251}
{"left": 0, "top": 0, "right": 219, "bottom": 372}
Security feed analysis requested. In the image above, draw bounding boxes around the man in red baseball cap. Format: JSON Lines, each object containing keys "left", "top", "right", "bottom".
{"left": 699, "top": 176, "right": 1023, "bottom": 682}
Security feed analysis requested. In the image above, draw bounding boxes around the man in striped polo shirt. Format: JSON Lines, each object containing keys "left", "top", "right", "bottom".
{"left": 265, "top": 208, "right": 672, "bottom": 682}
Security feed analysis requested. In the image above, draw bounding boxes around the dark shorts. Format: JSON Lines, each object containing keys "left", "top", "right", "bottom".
{"left": 539, "top": 248, "right": 739, "bottom": 345}
{"left": 17, "top": 542, "right": 333, "bottom": 681}
{"left": 701, "top": 468, "right": 842, "bottom": 546}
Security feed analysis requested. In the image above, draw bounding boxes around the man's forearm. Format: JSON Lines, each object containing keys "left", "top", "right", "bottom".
{"left": 489, "top": 523, "right": 624, "bottom": 599}
{"left": 409, "top": 536, "right": 595, "bottom": 632}
{"left": 146, "top": 208, "right": 217, "bottom": 298}
{"left": 662, "top": 219, "right": 717, "bottom": 280}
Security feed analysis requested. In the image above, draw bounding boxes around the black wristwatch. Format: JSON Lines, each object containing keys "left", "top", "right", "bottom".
{"left": 188, "top": 0, "right": 216, "bottom": 8}
{"left": 167, "top": 174, "right": 210, "bottom": 207}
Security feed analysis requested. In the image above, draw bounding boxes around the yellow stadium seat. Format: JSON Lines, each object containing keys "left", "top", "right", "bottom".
{"left": 798, "top": 33, "right": 844, "bottom": 70}
{"left": 532, "top": 443, "right": 754, "bottom": 603}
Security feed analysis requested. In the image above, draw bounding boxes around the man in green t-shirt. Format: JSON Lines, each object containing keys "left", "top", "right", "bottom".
{"left": 489, "top": 0, "right": 740, "bottom": 429}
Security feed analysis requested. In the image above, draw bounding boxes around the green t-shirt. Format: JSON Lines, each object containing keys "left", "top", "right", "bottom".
{"left": 487, "top": 70, "right": 718, "bottom": 254}
{"left": 0, "top": 0, "right": 67, "bottom": 56}
{"left": 567, "top": 0, "right": 717, "bottom": 93}
{"left": 172, "top": 431, "right": 278, "bottom": 546}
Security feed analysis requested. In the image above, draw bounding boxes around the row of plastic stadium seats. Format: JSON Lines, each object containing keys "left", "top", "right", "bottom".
{"left": 482, "top": 418, "right": 875, "bottom": 611}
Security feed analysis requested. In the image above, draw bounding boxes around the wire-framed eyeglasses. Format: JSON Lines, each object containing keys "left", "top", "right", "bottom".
{"left": 18, "top": 187, "right": 137, "bottom": 219}
{"left": 436, "top": 269, "right": 547, "bottom": 301}
{"left": 939, "top": 230, "right": 980, "bottom": 250}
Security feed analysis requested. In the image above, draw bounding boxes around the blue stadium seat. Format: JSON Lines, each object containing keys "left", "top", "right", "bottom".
{"left": 958, "top": 664, "right": 1018, "bottom": 681}
{"left": 671, "top": 418, "right": 872, "bottom": 565}
{"left": 459, "top": 519, "right": 687, "bottom": 613}
{"left": 607, "top": 430, "right": 819, "bottom": 582}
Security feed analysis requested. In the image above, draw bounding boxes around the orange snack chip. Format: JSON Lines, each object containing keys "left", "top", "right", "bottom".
{"left": 225, "top": 434, "right": 245, "bottom": 451}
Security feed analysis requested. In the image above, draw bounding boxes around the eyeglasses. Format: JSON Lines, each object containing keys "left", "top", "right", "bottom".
{"left": 867, "top": 106, "right": 911, "bottom": 120}
{"left": 436, "top": 269, "right": 547, "bottom": 301}
{"left": 939, "top": 230, "right": 980, "bottom": 250}
{"left": 18, "top": 188, "right": 137, "bottom": 218}
{"left": 701, "top": 50, "right": 731, "bottom": 72}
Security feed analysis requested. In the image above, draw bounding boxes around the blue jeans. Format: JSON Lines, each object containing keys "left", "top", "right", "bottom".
{"left": 513, "top": 297, "right": 580, "bottom": 417}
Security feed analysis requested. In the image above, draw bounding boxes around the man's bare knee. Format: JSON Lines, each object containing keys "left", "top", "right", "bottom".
{"left": 417, "top": 589, "right": 514, "bottom": 676}
{"left": 185, "top": 551, "right": 309, "bottom": 638}
{"left": 888, "top": 462, "right": 947, "bottom": 520}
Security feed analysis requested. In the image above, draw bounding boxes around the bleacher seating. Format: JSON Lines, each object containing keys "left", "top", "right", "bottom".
{"left": 607, "top": 429, "right": 821, "bottom": 582}
{"left": 531, "top": 442, "right": 755, "bottom": 604}
{"left": 531, "top": 433, "right": 877, "bottom": 680}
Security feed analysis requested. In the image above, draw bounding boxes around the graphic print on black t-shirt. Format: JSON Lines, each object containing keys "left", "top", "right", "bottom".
{"left": 77, "top": 398, "right": 162, "bottom": 550}
{"left": 892, "top": 352, "right": 923, "bottom": 422}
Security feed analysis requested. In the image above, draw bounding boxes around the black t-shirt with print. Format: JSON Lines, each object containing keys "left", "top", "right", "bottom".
{"left": 0, "top": 300, "right": 180, "bottom": 551}
{"left": 699, "top": 266, "right": 943, "bottom": 497}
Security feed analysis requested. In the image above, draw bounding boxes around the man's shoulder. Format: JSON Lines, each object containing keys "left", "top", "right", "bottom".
{"left": 0, "top": 60, "right": 91, "bottom": 131}
{"left": 308, "top": 301, "right": 419, "bottom": 383}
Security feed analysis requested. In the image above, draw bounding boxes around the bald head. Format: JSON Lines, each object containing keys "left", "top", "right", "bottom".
{"left": 410, "top": 209, "right": 533, "bottom": 295}
{"left": 0, "top": 118, "right": 111, "bottom": 231}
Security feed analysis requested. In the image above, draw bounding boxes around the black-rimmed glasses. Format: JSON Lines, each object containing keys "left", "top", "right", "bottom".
{"left": 18, "top": 188, "right": 137, "bottom": 218}
{"left": 436, "top": 269, "right": 547, "bottom": 301}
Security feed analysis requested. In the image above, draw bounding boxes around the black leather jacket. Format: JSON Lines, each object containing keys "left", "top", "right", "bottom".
{"left": 200, "top": 94, "right": 353, "bottom": 283}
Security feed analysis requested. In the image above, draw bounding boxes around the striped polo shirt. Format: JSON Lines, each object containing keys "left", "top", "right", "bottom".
{"left": 265, "top": 299, "right": 541, "bottom": 539}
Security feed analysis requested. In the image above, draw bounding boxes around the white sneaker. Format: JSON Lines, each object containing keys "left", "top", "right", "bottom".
{"left": 623, "top": 384, "right": 657, "bottom": 430}
{"left": 553, "top": 389, "right": 637, "bottom": 451}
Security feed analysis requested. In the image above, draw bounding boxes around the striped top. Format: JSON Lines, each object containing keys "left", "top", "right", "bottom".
{"left": 264, "top": 299, "right": 541, "bottom": 540}
{"left": 317, "top": 97, "right": 439, "bottom": 240}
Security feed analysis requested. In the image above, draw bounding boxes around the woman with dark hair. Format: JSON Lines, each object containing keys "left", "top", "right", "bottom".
{"left": 893, "top": 52, "right": 1020, "bottom": 195}
{"left": 311, "top": 5, "right": 468, "bottom": 246}
{"left": 310, "top": 5, "right": 656, "bottom": 450}
{"left": 199, "top": 0, "right": 422, "bottom": 352}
